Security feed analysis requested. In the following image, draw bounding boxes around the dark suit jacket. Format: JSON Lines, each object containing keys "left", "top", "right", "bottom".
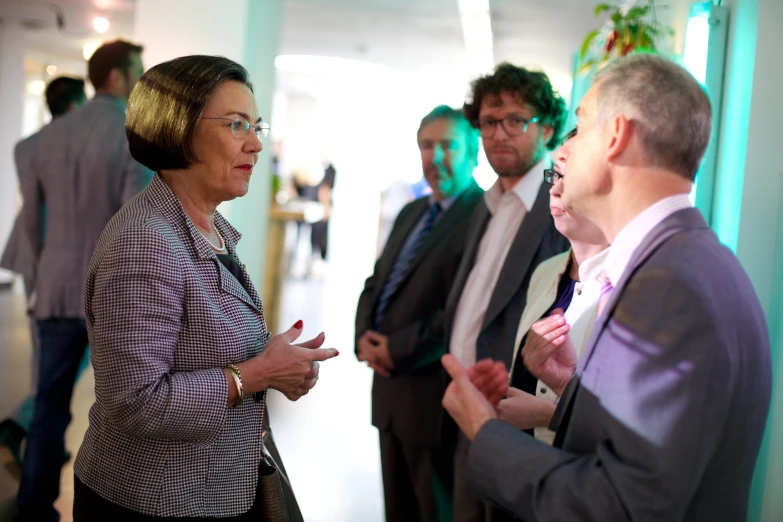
{"left": 467, "top": 208, "right": 773, "bottom": 522}
{"left": 444, "top": 181, "right": 570, "bottom": 371}
{"left": 355, "top": 181, "right": 484, "bottom": 445}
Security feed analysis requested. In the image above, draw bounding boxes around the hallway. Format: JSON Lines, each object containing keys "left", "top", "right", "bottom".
{"left": 0, "top": 275, "right": 385, "bottom": 522}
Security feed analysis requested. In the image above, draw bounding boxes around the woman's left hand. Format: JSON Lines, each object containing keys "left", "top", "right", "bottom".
{"left": 238, "top": 321, "right": 339, "bottom": 401}
{"left": 496, "top": 387, "right": 556, "bottom": 431}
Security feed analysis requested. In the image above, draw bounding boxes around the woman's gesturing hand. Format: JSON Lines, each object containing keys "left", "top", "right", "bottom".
{"left": 238, "top": 320, "right": 339, "bottom": 401}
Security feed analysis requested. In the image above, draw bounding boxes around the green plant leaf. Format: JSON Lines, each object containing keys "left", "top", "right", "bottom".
{"left": 627, "top": 6, "right": 648, "bottom": 20}
{"left": 579, "top": 59, "right": 597, "bottom": 75}
{"left": 611, "top": 12, "right": 622, "bottom": 25}
{"left": 594, "top": 3, "right": 611, "bottom": 17}
{"left": 579, "top": 29, "right": 600, "bottom": 60}
{"left": 640, "top": 32, "right": 655, "bottom": 49}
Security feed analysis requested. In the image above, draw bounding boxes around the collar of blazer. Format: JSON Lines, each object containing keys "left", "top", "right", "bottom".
{"left": 399, "top": 180, "right": 485, "bottom": 278}
{"left": 509, "top": 249, "right": 572, "bottom": 378}
{"left": 481, "top": 181, "right": 557, "bottom": 331}
{"left": 550, "top": 207, "right": 707, "bottom": 435}
{"left": 378, "top": 179, "right": 484, "bottom": 295}
{"left": 577, "top": 207, "right": 707, "bottom": 371}
{"left": 144, "top": 174, "right": 262, "bottom": 313}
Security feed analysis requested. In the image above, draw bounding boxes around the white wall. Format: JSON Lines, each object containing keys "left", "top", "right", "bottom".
{"left": 133, "top": 0, "right": 281, "bottom": 292}
{"left": 0, "top": 24, "right": 27, "bottom": 260}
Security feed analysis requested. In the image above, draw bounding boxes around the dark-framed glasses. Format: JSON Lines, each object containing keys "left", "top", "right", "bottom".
{"left": 477, "top": 115, "right": 540, "bottom": 138}
{"left": 543, "top": 168, "right": 563, "bottom": 185}
{"left": 202, "top": 116, "right": 270, "bottom": 141}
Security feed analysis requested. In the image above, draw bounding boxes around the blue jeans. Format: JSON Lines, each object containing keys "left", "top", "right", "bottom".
{"left": 15, "top": 318, "right": 89, "bottom": 522}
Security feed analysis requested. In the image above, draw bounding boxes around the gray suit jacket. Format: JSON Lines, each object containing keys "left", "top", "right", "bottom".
{"left": 355, "top": 181, "right": 484, "bottom": 445}
{"left": 0, "top": 131, "right": 41, "bottom": 287}
{"left": 444, "top": 181, "right": 570, "bottom": 370}
{"left": 75, "top": 175, "right": 269, "bottom": 517}
{"left": 21, "top": 94, "right": 153, "bottom": 319}
{"left": 467, "top": 208, "right": 772, "bottom": 522}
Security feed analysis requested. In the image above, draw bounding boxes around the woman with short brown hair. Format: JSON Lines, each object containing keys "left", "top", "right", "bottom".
{"left": 73, "top": 54, "right": 338, "bottom": 520}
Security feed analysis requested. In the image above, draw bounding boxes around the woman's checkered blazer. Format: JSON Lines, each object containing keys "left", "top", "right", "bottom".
{"left": 75, "top": 174, "right": 271, "bottom": 517}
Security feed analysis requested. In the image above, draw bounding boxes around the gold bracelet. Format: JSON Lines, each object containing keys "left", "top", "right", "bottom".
{"left": 226, "top": 364, "right": 244, "bottom": 406}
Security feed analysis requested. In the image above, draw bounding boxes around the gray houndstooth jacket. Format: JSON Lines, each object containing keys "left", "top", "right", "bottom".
{"left": 75, "top": 174, "right": 271, "bottom": 517}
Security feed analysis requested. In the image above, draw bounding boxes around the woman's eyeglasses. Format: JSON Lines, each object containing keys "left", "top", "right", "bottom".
{"left": 543, "top": 168, "right": 563, "bottom": 185}
{"left": 202, "top": 117, "right": 270, "bottom": 141}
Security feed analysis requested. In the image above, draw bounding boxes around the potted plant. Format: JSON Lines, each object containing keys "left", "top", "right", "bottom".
{"left": 579, "top": 0, "right": 674, "bottom": 73}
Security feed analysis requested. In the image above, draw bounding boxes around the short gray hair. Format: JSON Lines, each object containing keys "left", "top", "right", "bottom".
{"left": 417, "top": 105, "right": 480, "bottom": 161}
{"left": 593, "top": 54, "right": 711, "bottom": 180}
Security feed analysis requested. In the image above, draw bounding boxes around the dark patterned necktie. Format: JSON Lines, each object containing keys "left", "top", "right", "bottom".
{"left": 373, "top": 202, "right": 442, "bottom": 330}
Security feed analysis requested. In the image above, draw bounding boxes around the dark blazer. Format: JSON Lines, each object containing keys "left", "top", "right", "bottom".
{"left": 444, "top": 181, "right": 569, "bottom": 371}
{"left": 355, "top": 181, "right": 484, "bottom": 445}
{"left": 75, "top": 175, "right": 269, "bottom": 517}
{"left": 466, "top": 208, "right": 772, "bottom": 522}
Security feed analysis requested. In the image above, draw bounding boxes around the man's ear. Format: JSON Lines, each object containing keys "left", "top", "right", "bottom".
{"left": 541, "top": 124, "right": 554, "bottom": 148}
{"left": 107, "top": 67, "right": 124, "bottom": 90}
{"left": 606, "top": 115, "right": 633, "bottom": 161}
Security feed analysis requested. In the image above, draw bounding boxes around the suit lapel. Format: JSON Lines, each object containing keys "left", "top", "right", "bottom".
{"left": 509, "top": 252, "right": 570, "bottom": 377}
{"left": 577, "top": 208, "right": 701, "bottom": 371}
{"left": 215, "top": 259, "right": 260, "bottom": 313}
{"left": 444, "top": 200, "right": 490, "bottom": 335}
{"left": 482, "top": 182, "right": 553, "bottom": 330}
{"left": 553, "top": 208, "right": 706, "bottom": 440}
{"left": 399, "top": 182, "right": 483, "bottom": 283}
{"left": 373, "top": 198, "right": 429, "bottom": 297}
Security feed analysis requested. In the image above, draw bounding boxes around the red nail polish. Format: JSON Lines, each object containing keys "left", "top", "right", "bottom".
{"left": 294, "top": 320, "right": 303, "bottom": 329}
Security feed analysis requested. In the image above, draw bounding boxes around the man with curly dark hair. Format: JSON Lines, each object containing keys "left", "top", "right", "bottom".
{"left": 443, "top": 62, "right": 570, "bottom": 522}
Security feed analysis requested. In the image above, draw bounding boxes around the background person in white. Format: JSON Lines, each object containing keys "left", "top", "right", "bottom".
{"left": 499, "top": 130, "right": 609, "bottom": 446}
{"left": 443, "top": 63, "right": 569, "bottom": 522}
{"left": 441, "top": 54, "right": 772, "bottom": 522}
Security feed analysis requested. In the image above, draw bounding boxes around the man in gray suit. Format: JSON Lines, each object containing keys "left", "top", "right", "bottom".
{"left": 445, "top": 63, "right": 569, "bottom": 522}
{"left": 15, "top": 40, "right": 152, "bottom": 522}
{"left": 355, "top": 106, "right": 484, "bottom": 522}
{"left": 0, "top": 77, "right": 87, "bottom": 467}
{"left": 441, "top": 54, "right": 772, "bottom": 522}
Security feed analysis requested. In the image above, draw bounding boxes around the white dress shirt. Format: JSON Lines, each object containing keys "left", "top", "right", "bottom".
{"left": 449, "top": 159, "right": 545, "bottom": 367}
{"left": 533, "top": 247, "right": 610, "bottom": 444}
{"left": 602, "top": 194, "right": 693, "bottom": 288}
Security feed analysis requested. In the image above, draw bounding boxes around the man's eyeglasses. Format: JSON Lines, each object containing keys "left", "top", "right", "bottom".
{"left": 543, "top": 168, "right": 563, "bottom": 185}
{"left": 477, "top": 115, "right": 539, "bottom": 138}
{"left": 202, "top": 117, "right": 270, "bottom": 141}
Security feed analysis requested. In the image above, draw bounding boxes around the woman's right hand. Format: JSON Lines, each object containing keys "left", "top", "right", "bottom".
{"left": 238, "top": 321, "right": 339, "bottom": 401}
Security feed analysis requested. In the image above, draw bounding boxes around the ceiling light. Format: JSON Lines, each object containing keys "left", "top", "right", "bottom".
{"left": 457, "top": 0, "right": 494, "bottom": 76}
{"left": 92, "top": 16, "right": 110, "bottom": 34}
{"left": 46, "top": 65, "right": 58, "bottom": 75}
{"left": 83, "top": 41, "right": 101, "bottom": 60}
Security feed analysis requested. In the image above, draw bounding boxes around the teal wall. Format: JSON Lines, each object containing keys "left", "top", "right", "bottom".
{"left": 706, "top": 0, "right": 782, "bottom": 518}
{"left": 726, "top": 0, "right": 783, "bottom": 518}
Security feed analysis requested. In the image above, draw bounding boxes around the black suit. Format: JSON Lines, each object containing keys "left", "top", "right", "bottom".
{"left": 355, "top": 181, "right": 484, "bottom": 522}
{"left": 443, "top": 181, "right": 569, "bottom": 522}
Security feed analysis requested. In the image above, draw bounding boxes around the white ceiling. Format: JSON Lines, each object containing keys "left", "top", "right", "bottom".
{"left": 2, "top": 0, "right": 605, "bottom": 100}
{"left": 0, "top": 0, "right": 134, "bottom": 60}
